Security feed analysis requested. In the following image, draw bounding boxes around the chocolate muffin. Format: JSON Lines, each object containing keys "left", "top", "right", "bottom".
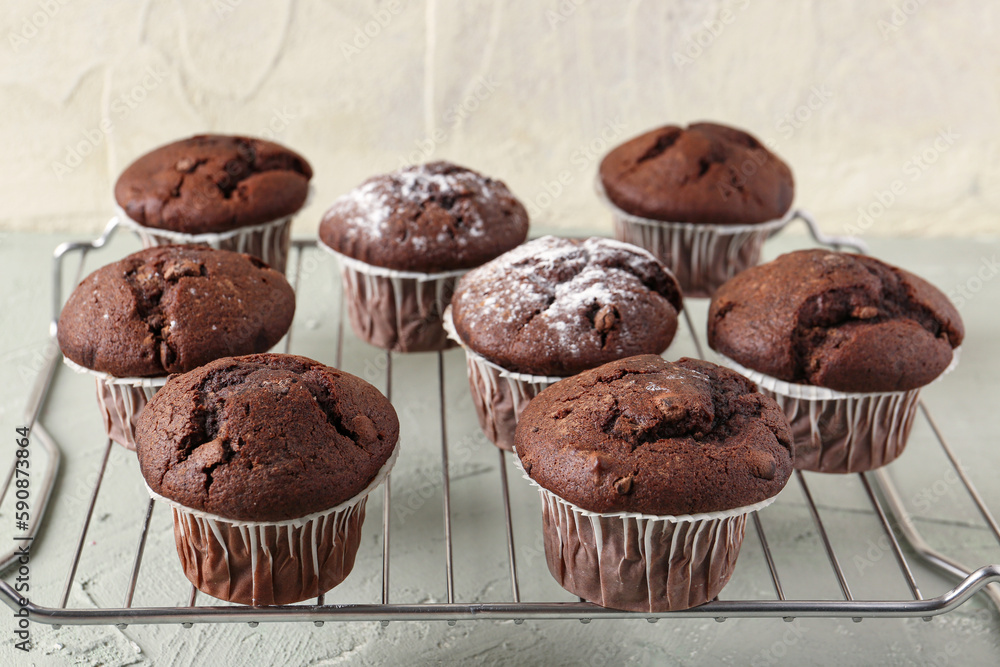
{"left": 58, "top": 245, "right": 295, "bottom": 450}
{"left": 448, "top": 236, "right": 683, "bottom": 450}
{"left": 708, "top": 249, "right": 963, "bottom": 393}
{"left": 514, "top": 355, "right": 792, "bottom": 611}
{"left": 599, "top": 122, "right": 793, "bottom": 225}
{"left": 318, "top": 161, "right": 530, "bottom": 352}
{"left": 452, "top": 236, "right": 683, "bottom": 377}
{"left": 58, "top": 246, "right": 295, "bottom": 378}
{"left": 114, "top": 134, "right": 313, "bottom": 272}
{"left": 708, "top": 249, "right": 963, "bottom": 473}
{"left": 136, "top": 353, "right": 399, "bottom": 605}
{"left": 319, "top": 161, "right": 528, "bottom": 273}
{"left": 598, "top": 122, "right": 795, "bottom": 297}
{"left": 516, "top": 355, "right": 793, "bottom": 514}
{"left": 116, "top": 134, "right": 312, "bottom": 234}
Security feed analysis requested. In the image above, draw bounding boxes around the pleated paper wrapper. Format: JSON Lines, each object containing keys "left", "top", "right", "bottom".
{"left": 513, "top": 451, "right": 775, "bottom": 612}
{"left": 320, "top": 241, "right": 465, "bottom": 353}
{"left": 596, "top": 177, "right": 791, "bottom": 298}
{"left": 146, "top": 443, "right": 399, "bottom": 606}
{"left": 716, "top": 350, "right": 960, "bottom": 473}
{"left": 63, "top": 357, "right": 167, "bottom": 451}
{"left": 442, "top": 307, "right": 563, "bottom": 450}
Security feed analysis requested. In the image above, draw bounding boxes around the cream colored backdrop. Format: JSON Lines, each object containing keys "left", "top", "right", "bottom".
{"left": 1, "top": 0, "right": 997, "bottom": 238}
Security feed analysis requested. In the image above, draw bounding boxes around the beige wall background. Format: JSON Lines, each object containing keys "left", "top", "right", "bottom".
{"left": 1, "top": 0, "right": 997, "bottom": 239}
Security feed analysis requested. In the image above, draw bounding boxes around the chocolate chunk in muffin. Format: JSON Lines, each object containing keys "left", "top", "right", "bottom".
{"left": 115, "top": 135, "right": 313, "bottom": 233}
{"left": 451, "top": 236, "right": 683, "bottom": 377}
{"left": 708, "top": 249, "right": 964, "bottom": 392}
{"left": 136, "top": 353, "right": 399, "bottom": 522}
{"left": 599, "top": 122, "right": 794, "bottom": 225}
{"left": 515, "top": 355, "right": 793, "bottom": 515}
{"left": 319, "top": 161, "right": 529, "bottom": 273}
{"left": 57, "top": 246, "right": 295, "bottom": 377}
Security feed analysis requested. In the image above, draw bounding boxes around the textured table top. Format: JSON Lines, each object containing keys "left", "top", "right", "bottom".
{"left": 1, "top": 229, "right": 999, "bottom": 666}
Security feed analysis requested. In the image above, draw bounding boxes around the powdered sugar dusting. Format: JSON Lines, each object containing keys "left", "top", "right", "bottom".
{"left": 454, "top": 236, "right": 680, "bottom": 362}
{"left": 322, "top": 162, "right": 517, "bottom": 250}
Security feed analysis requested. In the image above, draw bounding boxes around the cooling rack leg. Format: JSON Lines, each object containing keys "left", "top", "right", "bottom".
{"left": 497, "top": 450, "right": 521, "bottom": 603}
{"left": 872, "top": 468, "right": 1000, "bottom": 618}
{"left": 796, "top": 472, "right": 857, "bottom": 610}
{"left": 122, "top": 498, "right": 156, "bottom": 610}
{"left": 681, "top": 307, "right": 705, "bottom": 359}
{"left": 59, "top": 438, "right": 113, "bottom": 608}
{"left": 437, "top": 351, "right": 455, "bottom": 605}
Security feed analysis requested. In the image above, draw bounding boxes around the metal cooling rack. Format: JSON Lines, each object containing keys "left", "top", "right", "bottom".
{"left": 2, "top": 215, "right": 999, "bottom": 627}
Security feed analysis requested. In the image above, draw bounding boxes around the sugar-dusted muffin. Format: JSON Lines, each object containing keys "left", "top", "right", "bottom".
{"left": 448, "top": 236, "right": 683, "bottom": 449}
{"left": 136, "top": 353, "right": 399, "bottom": 605}
{"left": 709, "top": 249, "right": 963, "bottom": 472}
{"left": 57, "top": 245, "right": 295, "bottom": 449}
{"left": 515, "top": 354, "right": 792, "bottom": 611}
{"left": 319, "top": 161, "right": 529, "bottom": 352}
{"left": 115, "top": 134, "right": 313, "bottom": 271}
{"left": 599, "top": 122, "right": 794, "bottom": 297}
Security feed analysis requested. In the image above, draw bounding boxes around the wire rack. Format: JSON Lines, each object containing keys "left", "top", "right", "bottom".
{"left": 2, "top": 216, "right": 999, "bottom": 628}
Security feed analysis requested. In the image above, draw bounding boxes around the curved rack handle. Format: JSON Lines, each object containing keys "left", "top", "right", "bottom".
{"left": 788, "top": 209, "right": 869, "bottom": 255}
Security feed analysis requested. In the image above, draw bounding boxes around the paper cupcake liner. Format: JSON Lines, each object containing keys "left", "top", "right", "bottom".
{"left": 320, "top": 241, "right": 465, "bottom": 353}
{"left": 146, "top": 443, "right": 399, "bottom": 606}
{"left": 513, "top": 451, "right": 774, "bottom": 612}
{"left": 595, "top": 178, "right": 791, "bottom": 298}
{"left": 442, "top": 307, "right": 562, "bottom": 450}
{"left": 63, "top": 358, "right": 167, "bottom": 451}
{"left": 716, "top": 351, "right": 961, "bottom": 473}
{"left": 116, "top": 207, "right": 294, "bottom": 274}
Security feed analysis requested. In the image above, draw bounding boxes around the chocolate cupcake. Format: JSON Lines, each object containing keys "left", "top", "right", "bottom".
{"left": 514, "top": 355, "right": 793, "bottom": 612}
{"left": 447, "top": 236, "right": 683, "bottom": 450}
{"left": 136, "top": 353, "right": 399, "bottom": 606}
{"left": 708, "top": 249, "right": 963, "bottom": 473}
{"left": 57, "top": 246, "right": 295, "bottom": 449}
{"left": 319, "top": 161, "right": 529, "bottom": 352}
{"left": 598, "top": 122, "right": 794, "bottom": 297}
{"left": 115, "top": 134, "right": 313, "bottom": 273}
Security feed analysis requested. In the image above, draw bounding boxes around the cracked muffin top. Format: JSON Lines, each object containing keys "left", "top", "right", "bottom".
{"left": 115, "top": 134, "right": 313, "bottom": 233}
{"left": 708, "top": 250, "right": 964, "bottom": 392}
{"left": 136, "top": 354, "right": 399, "bottom": 522}
{"left": 450, "top": 236, "right": 684, "bottom": 377}
{"left": 57, "top": 246, "right": 295, "bottom": 377}
{"left": 319, "top": 161, "right": 529, "bottom": 273}
{"left": 599, "top": 122, "right": 794, "bottom": 225}
{"left": 515, "top": 355, "right": 793, "bottom": 515}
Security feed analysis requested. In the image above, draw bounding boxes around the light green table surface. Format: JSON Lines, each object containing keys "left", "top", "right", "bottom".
{"left": 1, "top": 229, "right": 999, "bottom": 666}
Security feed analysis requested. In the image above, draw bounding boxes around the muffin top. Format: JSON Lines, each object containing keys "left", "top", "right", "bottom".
{"left": 450, "top": 236, "right": 684, "bottom": 377}
{"left": 136, "top": 354, "right": 399, "bottom": 522}
{"left": 319, "top": 161, "right": 529, "bottom": 273}
{"left": 115, "top": 134, "right": 313, "bottom": 233}
{"left": 708, "top": 249, "right": 964, "bottom": 392}
{"left": 599, "top": 122, "right": 794, "bottom": 225}
{"left": 57, "top": 246, "right": 295, "bottom": 378}
{"left": 515, "top": 355, "right": 793, "bottom": 515}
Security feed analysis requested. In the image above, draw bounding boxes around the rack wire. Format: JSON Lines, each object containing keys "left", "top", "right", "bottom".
{"left": 2, "top": 217, "right": 999, "bottom": 627}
